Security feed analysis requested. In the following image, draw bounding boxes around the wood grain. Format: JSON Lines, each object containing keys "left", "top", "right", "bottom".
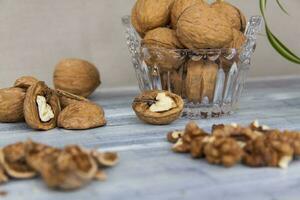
{"left": 1, "top": 76, "right": 300, "bottom": 200}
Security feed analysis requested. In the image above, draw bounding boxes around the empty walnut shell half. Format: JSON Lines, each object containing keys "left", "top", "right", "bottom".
{"left": 132, "top": 90, "right": 184, "bottom": 125}
{"left": 24, "top": 81, "right": 61, "bottom": 131}
{"left": 56, "top": 89, "right": 89, "bottom": 109}
{"left": 91, "top": 151, "right": 119, "bottom": 167}
{"left": 14, "top": 76, "right": 39, "bottom": 90}
{"left": 0, "top": 87, "right": 26, "bottom": 123}
{"left": 0, "top": 142, "right": 36, "bottom": 179}
{"left": 57, "top": 102, "right": 106, "bottom": 130}
{"left": 27, "top": 143, "right": 98, "bottom": 190}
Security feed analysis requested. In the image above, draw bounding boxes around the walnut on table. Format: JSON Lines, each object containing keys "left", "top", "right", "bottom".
{"left": 204, "top": 137, "right": 244, "bottom": 167}
{"left": 212, "top": 123, "right": 263, "bottom": 143}
{"left": 171, "top": 121, "right": 208, "bottom": 153}
{"left": 243, "top": 135, "right": 294, "bottom": 168}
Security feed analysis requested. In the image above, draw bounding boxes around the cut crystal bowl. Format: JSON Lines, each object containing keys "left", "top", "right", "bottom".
{"left": 122, "top": 15, "right": 263, "bottom": 119}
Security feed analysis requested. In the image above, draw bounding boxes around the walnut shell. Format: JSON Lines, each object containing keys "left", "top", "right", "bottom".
{"left": 0, "top": 87, "right": 25, "bottom": 123}
{"left": 211, "top": 1, "right": 247, "bottom": 32}
{"left": 91, "top": 151, "right": 119, "bottom": 167}
{"left": 26, "top": 142, "right": 98, "bottom": 190}
{"left": 142, "top": 28, "right": 185, "bottom": 71}
{"left": 221, "top": 29, "right": 247, "bottom": 72}
{"left": 56, "top": 89, "right": 89, "bottom": 109}
{"left": 131, "top": 0, "right": 174, "bottom": 35}
{"left": 132, "top": 90, "right": 184, "bottom": 125}
{"left": 53, "top": 58, "right": 101, "bottom": 98}
{"left": 24, "top": 81, "right": 61, "bottom": 130}
{"left": 185, "top": 60, "right": 218, "bottom": 103}
{"left": 171, "top": 0, "right": 205, "bottom": 29}
{"left": 177, "top": 4, "right": 233, "bottom": 49}
{"left": 14, "top": 76, "right": 39, "bottom": 90}
{"left": 0, "top": 142, "right": 36, "bottom": 179}
{"left": 57, "top": 102, "right": 106, "bottom": 130}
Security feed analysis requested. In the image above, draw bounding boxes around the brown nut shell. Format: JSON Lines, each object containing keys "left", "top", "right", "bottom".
{"left": 91, "top": 151, "right": 119, "bottom": 167}
{"left": 56, "top": 89, "right": 89, "bottom": 109}
{"left": 132, "top": 90, "right": 184, "bottom": 125}
{"left": 185, "top": 60, "right": 218, "bottom": 103}
{"left": 14, "top": 76, "right": 39, "bottom": 90}
{"left": 171, "top": 0, "right": 205, "bottom": 29}
{"left": 211, "top": 1, "right": 247, "bottom": 32}
{"left": 0, "top": 142, "right": 36, "bottom": 179}
{"left": 131, "top": 0, "right": 174, "bottom": 35}
{"left": 27, "top": 143, "right": 98, "bottom": 190}
{"left": 177, "top": 4, "right": 233, "bottom": 49}
{"left": 57, "top": 102, "right": 106, "bottom": 130}
{"left": 142, "top": 28, "right": 184, "bottom": 71}
{"left": 53, "top": 58, "right": 101, "bottom": 98}
{"left": 24, "top": 81, "right": 61, "bottom": 131}
{"left": 0, "top": 87, "right": 25, "bottom": 123}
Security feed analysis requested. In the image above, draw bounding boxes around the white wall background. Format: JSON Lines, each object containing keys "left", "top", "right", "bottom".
{"left": 0, "top": 0, "right": 299, "bottom": 89}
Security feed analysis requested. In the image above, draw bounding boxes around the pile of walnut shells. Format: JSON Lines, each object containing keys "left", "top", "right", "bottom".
{"left": 0, "top": 58, "right": 106, "bottom": 131}
{"left": 0, "top": 140, "right": 118, "bottom": 190}
{"left": 131, "top": 0, "right": 247, "bottom": 103}
{"left": 168, "top": 121, "right": 300, "bottom": 168}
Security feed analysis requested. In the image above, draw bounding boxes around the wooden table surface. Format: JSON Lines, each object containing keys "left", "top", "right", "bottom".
{"left": 1, "top": 76, "right": 300, "bottom": 200}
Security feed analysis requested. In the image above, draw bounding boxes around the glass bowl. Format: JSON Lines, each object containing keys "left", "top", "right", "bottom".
{"left": 122, "top": 15, "right": 263, "bottom": 119}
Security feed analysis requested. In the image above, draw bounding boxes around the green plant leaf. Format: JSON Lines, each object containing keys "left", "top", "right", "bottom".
{"left": 259, "top": 0, "right": 300, "bottom": 64}
{"left": 276, "top": 0, "right": 289, "bottom": 15}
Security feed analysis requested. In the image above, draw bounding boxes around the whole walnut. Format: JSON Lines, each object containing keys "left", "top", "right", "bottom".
{"left": 221, "top": 29, "right": 247, "bottom": 72}
{"left": 185, "top": 60, "right": 218, "bottom": 103}
{"left": 0, "top": 87, "right": 25, "bottom": 123}
{"left": 53, "top": 59, "right": 101, "bottom": 98}
{"left": 142, "top": 27, "right": 185, "bottom": 71}
{"left": 211, "top": 1, "right": 247, "bottom": 32}
{"left": 226, "top": 29, "right": 247, "bottom": 50}
{"left": 171, "top": 0, "right": 206, "bottom": 29}
{"left": 177, "top": 4, "right": 233, "bottom": 49}
{"left": 131, "top": 0, "right": 174, "bottom": 36}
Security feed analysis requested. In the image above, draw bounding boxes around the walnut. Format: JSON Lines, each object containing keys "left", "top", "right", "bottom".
{"left": 14, "top": 76, "right": 39, "bottom": 90}
{"left": 57, "top": 102, "right": 106, "bottom": 130}
{"left": 204, "top": 137, "right": 243, "bottom": 167}
{"left": 243, "top": 136, "right": 294, "bottom": 168}
{"left": 167, "top": 130, "right": 183, "bottom": 143}
{"left": 172, "top": 138, "right": 190, "bottom": 153}
{"left": 0, "top": 87, "right": 26, "bottom": 123}
{"left": 142, "top": 27, "right": 184, "bottom": 72}
{"left": 171, "top": 0, "right": 205, "bottom": 29}
{"left": 182, "top": 121, "right": 208, "bottom": 144}
{"left": 177, "top": 4, "right": 233, "bottom": 49}
{"left": 23, "top": 81, "right": 61, "bottom": 130}
{"left": 55, "top": 89, "right": 89, "bottom": 109}
{"left": 91, "top": 151, "right": 119, "bottom": 168}
{"left": 185, "top": 60, "right": 218, "bottom": 103}
{"left": 0, "top": 142, "right": 36, "bottom": 179}
{"left": 27, "top": 144, "right": 98, "bottom": 190}
{"left": 53, "top": 58, "right": 101, "bottom": 98}
{"left": 132, "top": 90, "right": 184, "bottom": 125}
{"left": 212, "top": 123, "right": 263, "bottom": 144}
{"left": 265, "top": 130, "right": 300, "bottom": 156}
{"left": 190, "top": 136, "right": 213, "bottom": 158}
{"left": 131, "top": 0, "right": 174, "bottom": 36}
{"left": 211, "top": 1, "right": 247, "bottom": 32}
{"left": 249, "top": 120, "right": 271, "bottom": 133}
{"left": 171, "top": 121, "right": 208, "bottom": 154}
